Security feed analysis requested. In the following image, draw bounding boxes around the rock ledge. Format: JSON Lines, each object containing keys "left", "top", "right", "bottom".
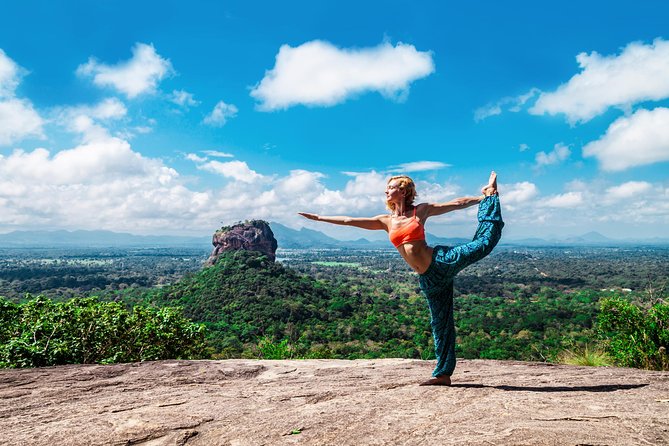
{"left": 1, "top": 359, "right": 668, "bottom": 445}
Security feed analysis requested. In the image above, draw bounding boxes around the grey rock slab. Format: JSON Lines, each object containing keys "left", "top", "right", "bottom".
{"left": 1, "top": 359, "right": 668, "bottom": 445}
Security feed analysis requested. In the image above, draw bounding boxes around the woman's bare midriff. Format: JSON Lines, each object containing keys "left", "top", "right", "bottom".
{"left": 396, "top": 241, "right": 434, "bottom": 274}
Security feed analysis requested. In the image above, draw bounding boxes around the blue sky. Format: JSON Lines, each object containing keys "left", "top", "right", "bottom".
{"left": 1, "top": 0, "right": 668, "bottom": 240}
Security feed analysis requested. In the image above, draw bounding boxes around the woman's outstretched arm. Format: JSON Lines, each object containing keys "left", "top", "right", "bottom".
{"left": 424, "top": 171, "right": 497, "bottom": 219}
{"left": 298, "top": 213, "right": 389, "bottom": 231}
{"left": 423, "top": 196, "right": 483, "bottom": 218}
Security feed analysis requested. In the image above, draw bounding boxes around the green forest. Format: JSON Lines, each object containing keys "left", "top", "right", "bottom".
{"left": 1, "top": 246, "right": 667, "bottom": 370}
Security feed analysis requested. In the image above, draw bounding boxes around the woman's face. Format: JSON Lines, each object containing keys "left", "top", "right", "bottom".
{"left": 386, "top": 180, "right": 405, "bottom": 202}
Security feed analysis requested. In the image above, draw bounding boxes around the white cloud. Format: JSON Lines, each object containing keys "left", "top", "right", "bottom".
{"left": 519, "top": 143, "right": 530, "bottom": 152}
{"left": 392, "top": 161, "right": 450, "bottom": 172}
{"left": 202, "top": 150, "right": 234, "bottom": 158}
{"left": 0, "top": 49, "right": 23, "bottom": 98}
{"left": 52, "top": 98, "right": 131, "bottom": 145}
{"left": 0, "top": 98, "right": 44, "bottom": 145}
{"left": 0, "top": 50, "right": 44, "bottom": 145}
{"left": 77, "top": 43, "right": 173, "bottom": 98}
{"left": 198, "top": 160, "right": 262, "bottom": 183}
{"left": 543, "top": 191, "right": 584, "bottom": 208}
{"left": 170, "top": 89, "right": 199, "bottom": 108}
{"left": 62, "top": 98, "right": 127, "bottom": 121}
{"left": 185, "top": 153, "right": 208, "bottom": 163}
{"left": 276, "top": 169, "right": 325, "bottom": 195}
{"left": 530, "top": 38, "right": 669, "bottom": 123}
{"left": 474, "top": 89, "right": 539, "bottom": 122}
{"left": 203, "top": 100, "right": 238, "bottom": 126}
{"left": 582, "top": 107, "right": 669, "bottom": 171}
{"left": 344, "top": 171, "right": 387, "bottom": 197}
{"left": 503, "top": 181, "right": 538, "bottom": 206}
{"left": 415, "top": 181, "right": 460, "bottom": 205}
{"left": 605, "top": 181, "right": 652, "bottom": 200}
{"left": 250, "top": 40, "right": 435, "bottom": 110}
{"left": 474, "top": 104, "right": 502, "bottom": 122}
{"left": 0, "top": 132, "right": 217, "bottom": 234}
{"left": 535, "top": 143, "right": 571, "bottom": 168}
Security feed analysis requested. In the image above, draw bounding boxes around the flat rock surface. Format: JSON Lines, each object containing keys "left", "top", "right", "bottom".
{"left": 1, "top": 358, "right": 668, "bottom": 445}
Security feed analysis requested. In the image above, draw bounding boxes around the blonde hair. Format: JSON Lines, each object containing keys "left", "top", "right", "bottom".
{"left": 386, "top": 175, "right": 417, "bottom": 213}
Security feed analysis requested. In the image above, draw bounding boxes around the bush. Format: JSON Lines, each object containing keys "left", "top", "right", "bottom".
{"left": 256, "top": 336, "right": 295, "bottom": 359}
{"left": 597, "top": 297, "right": 669, "bottom": 370}
{"left": 0, "top": 295, "right": 209, "bottom": 368}
{"left": 557, "top": 345, "right": 613, "bottom": 367}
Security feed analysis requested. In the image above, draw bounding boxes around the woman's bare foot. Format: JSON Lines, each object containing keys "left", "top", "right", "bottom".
{"left": 481, "top": 171, "right": 498, "bottom": 196}
{"left": 419, "top": 375, "right": 451, "bottom": 386}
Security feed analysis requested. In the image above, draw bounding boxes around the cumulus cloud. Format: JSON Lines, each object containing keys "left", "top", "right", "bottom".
{"left": 530, "top": 38, "right": 669, "bottom": 123}
{"left": 0, "top": 50, "right": 44, "bottom": 145}
{"left": 503, "top": 181, "right": 539, "bottom": 207}
{"left": 605, "top": 181, "right": 652, "bottom": 200}
{"left": 0, "top": 99, "right": 44, "bottom": 145}
{"left": 198, "top": 160, "right": 263, "bottom": 183}
{"left": 203, "top": 100, "right": 238, "bottom": 126}
{"left": 535, "top": 143, "right": 571, "bottom": 168}
{"left": 60, "top": 98, "right": 127, "bottom": 122}
{"left": 185, "top": 153, "right": 207, "bottom": 163}
{"left": 0, "top": 132, "right": 216, "bottom": 233}
{"left": 0, "top": 49, "right": 24, "bottom": 98}
{"left": 582, "top": 107, "right": 669, "bottom": 171}
{"left": 250, "top": 40, "right": 435, "bottom": 110}
{"left": 391, "top": 161, "right": 450, "bottom": 172}
{"left": 170, "top": 90, "right": 199, "bottom": 108}
{"left": 77, "top": 43, "right": 173, "bottom": 98}
{"left": 51, "top": 97, "right": 130, "bottom": 144}
{"left": 543, "top": 191, "right": 584, "bottom": 208}
{"left": 414, "top": 181, "right": 460, "bottom": 205}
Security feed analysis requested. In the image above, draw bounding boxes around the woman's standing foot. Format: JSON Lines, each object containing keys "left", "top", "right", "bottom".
{"left": 419, "top": 375, "right": 452, "bottom": 386}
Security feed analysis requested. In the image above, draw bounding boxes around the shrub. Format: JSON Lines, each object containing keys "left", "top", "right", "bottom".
{"left": 597, "top": 297, "right": 669, "bottom": 370}
{"left": 557, "top": 344, "right": 613, "bottom": 367}
{"left": 256, "top": 336, "right": 295, "bottom": 359}
{"left": 0, "top": 296, "right": 209, "bottom": 368}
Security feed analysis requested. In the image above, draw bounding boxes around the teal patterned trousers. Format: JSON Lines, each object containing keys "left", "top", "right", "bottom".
{"left": 418, "top": 195, "right": 504, "bottom": 377}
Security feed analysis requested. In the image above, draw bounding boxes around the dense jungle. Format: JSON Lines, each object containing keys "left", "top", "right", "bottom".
{"left": 0, "top": 245, "right": 667, "bottom": 370}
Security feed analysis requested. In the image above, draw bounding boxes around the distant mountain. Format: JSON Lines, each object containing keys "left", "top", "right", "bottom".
{"left": 0, "top": 230, "right": 211, "bottom": 248}
{"left": 0, "top": 227, "right": 666, "bottom": 249}
{"left": 426, "top": 234, "right": 472, "bottom": 247}
{"left": 505, "top": 231, "right": 669, "bottom": 247}
{"left": 269, "top": 222, "right": 387, "bottom": 248}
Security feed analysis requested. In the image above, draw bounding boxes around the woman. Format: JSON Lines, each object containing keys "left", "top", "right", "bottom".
{"left": 299, "top": 172, "right": 504, "bottom": 385}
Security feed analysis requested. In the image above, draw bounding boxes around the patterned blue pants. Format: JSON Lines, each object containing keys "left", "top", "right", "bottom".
{"left": 418, "top": 195, "right": 504, "bottom": 377}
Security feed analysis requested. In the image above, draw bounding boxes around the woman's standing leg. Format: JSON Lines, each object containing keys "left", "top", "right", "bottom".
{"left": 419, "top": 260, "right": 457, "bottom": 383}
{"left": 419, "top": 194, "right": 504, "bottom": 385}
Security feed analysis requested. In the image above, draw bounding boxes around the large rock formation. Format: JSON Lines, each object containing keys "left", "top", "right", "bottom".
{"left": 1, "top": 359, "right": 668, "bottom": 445}
{"left": 206, "top": 220, "right": 278, "bottom": 265}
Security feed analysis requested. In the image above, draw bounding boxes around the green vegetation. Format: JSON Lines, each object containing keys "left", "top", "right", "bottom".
{"left": 557, "top": 345, "right": 613, "bottom": 367}
{"left": 312, "top": 261, "right": 361, "bottom": 268}
{"left": 0, "top": 246, "right": 666, "bottom": 370}
{"left": 0, "top": 295, "right": 208, "bottom": 368}
{"left": 597, "top": 297, "right": 669, "bottom": 370}
{"left": 112, "top": 250, "right": 668, "bottom": 369}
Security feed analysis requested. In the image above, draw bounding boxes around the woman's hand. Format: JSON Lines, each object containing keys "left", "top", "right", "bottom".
{"left": 298, "top": 212, "right": 319, "bottom": 221}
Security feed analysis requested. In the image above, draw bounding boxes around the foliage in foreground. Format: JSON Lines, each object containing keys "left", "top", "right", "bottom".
{"left": 557, "top": 345, "right": 613, "bottom": 367}
{"left": 597, "top": 297, "right": 669, "bottom": 370}
{"left": 0, "top": 296, "right": 208, "bottom": 368}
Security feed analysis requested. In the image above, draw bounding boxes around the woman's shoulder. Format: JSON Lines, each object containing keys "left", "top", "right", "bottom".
{"left": 414, "top": 203, "right": 431, "bottom": 219}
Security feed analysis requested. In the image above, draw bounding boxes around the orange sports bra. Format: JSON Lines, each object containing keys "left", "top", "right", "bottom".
{"left": 389, "top": 207, "right": 426, "bottom": 248}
